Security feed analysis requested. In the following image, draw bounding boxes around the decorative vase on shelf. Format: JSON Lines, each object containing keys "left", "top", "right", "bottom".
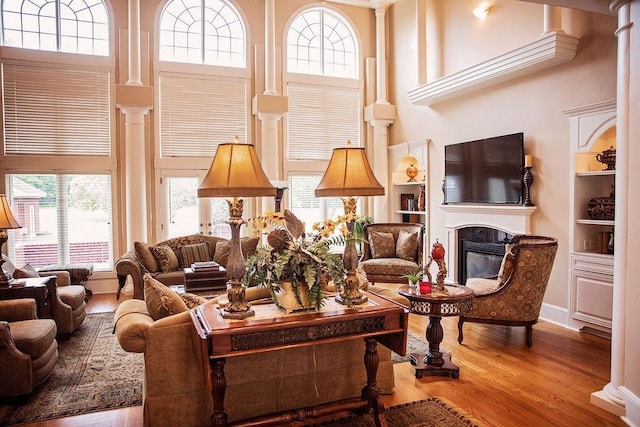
{"left": 587, "top": 185, "right": 615, "bottom": 220}
{"left": 406, "top": 164, "right": 418, "bottom": 182}
{"left": 595, "top": 146, "right": 616, "bottom": 171}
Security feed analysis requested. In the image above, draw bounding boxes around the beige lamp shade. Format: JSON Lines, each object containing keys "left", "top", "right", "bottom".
{"left": 198, "top": 141, "right": 276, "bottom": 198}
{"left": 0, "top": 195, "right": 21, "bottom": 229}
{"left": 315, "top": 144, "right": 385, "bottom": 197}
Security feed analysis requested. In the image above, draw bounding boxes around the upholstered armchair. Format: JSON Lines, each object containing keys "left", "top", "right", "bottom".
{"left": 359, "top": 223, "right": 424, "bottom": 285}
{"left": 0, "top": 298, "right": 59, "bottom": 398}
{"left": 1, "top": 254, "right": 86, "bottom": 336}
{"left": 458, "top": 235, "right": 558, "bottom": 347}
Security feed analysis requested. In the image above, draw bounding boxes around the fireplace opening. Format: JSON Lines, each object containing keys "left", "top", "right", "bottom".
{"left": 457, "top": 227, "right": 513, "bottom": 285}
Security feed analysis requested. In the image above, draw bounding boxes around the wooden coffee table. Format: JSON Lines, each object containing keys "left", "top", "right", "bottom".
{"left": 398, "top": 284, "right": 474, "bottom": 379}
{"left": 184, "top": 266, "right": 227, "bottom": 293}
{"left": 191, "top": 291, "right": 408, "bottom": 426}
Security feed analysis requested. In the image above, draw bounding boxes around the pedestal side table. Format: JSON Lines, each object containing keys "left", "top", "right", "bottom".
{"left": 398, "top": 284, "right": 474, "bottom": 379}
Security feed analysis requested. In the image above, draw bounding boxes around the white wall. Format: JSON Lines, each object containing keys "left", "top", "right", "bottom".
{"left": 387, "top": 0, "right": 617, "bottom": 313}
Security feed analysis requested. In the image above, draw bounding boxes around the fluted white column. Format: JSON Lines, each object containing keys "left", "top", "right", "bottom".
{"left": 542, "top": 5, "right": 563, "bottom": 35}
{"left": 127, "top": 0, "right": 142, "bottom": 86}
{"left": 374, "top": 5, "right": 389, "bottom": 104}
{"left": 123, "top": 109, "right": 148, "bottom": 244}
{"left": 254, "top": 0, "right": 287, "bottom": 213}
{"left": 591, "top": 0, "right": 631, "bottom": 417}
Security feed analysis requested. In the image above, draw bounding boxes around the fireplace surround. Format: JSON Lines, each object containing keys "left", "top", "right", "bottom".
{"left": 439, "top": 204, "right": 536, "bottom": 284}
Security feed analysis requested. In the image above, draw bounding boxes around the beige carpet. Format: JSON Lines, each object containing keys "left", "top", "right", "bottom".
{"left": 0, "top": 312, "right": 143, "bottom": 425}
{"left": 313, "top": 397, "right": 485, "bottom": 427}
{"left": 392, "top": 329, "right": 425, "bottom": 363}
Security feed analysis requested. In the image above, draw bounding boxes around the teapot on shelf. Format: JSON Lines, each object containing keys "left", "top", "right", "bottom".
{"left": 595, "top": 146, "right": 616, "bottom": 171}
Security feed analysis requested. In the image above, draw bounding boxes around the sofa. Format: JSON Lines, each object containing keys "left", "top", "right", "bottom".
{"left": 359, "top": 223, "right": 424, "bottom": 285}
{"left": 114, "top": 281, "right": 398, "bottom": 427}
{"left": 115, "top": 234, "right": 259, "bottom": 299}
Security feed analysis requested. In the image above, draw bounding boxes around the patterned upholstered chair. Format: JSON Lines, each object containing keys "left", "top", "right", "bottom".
{"left": 358, "top": 223, "right": 424, "bottom": 285}
{"left": 457, "top": 235, "right": 558, "bottom": 347}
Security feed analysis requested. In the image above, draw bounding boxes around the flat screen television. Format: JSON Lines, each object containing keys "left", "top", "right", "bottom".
{"left": 444, "top": 132, "right": 524, "bottom": 204}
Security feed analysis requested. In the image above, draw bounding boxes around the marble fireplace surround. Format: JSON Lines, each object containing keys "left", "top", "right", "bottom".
{"left": 439, "top": 204, "right": 537, "bottom": 284}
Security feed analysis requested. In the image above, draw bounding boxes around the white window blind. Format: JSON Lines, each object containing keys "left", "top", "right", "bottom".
{"left": 159, "top": 74, "right": 247, "bottom": 157}
{"left": 2, "top": 63, "right": 111, "bottom": 156}
{"left": 286, "top": 82, "right": 360, "bottom": 160}
{"left": 7, "top": 174, "right": 114, "bottom": 270}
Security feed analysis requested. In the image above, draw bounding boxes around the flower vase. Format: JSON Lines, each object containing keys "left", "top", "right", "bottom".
{"left": 408, "top": 280, "right": 419, "bottom": 294}
{"left": 274, "top": 281, "right": 311, "bottom": 313}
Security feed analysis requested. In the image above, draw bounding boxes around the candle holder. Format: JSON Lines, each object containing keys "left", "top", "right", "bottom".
{"left": 523, "top": 166, "right": 534, "bottom": 206}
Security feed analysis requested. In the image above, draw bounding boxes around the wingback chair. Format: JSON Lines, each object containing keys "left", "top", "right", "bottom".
{"left": 358, "top": 223, "right": 424, "bottom": 285}
{"left": 457, "top": 235, "right": 558, "bottom": 347}
{"left": 0, "top": 298, "right": 59, "bottom": 397}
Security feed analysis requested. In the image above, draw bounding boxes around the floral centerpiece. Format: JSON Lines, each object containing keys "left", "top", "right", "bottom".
{"left": 244, "top": 210, "right": 372, "bottom": 312}
{"left": 243, "top": 209, "right": 347, "bottom": 312}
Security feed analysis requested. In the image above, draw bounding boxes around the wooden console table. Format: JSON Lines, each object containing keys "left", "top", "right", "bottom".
{"left": 191, "top": 291, "right": 408, "bottom": 427}
{"left": 398, "top": 284, "right": 474, "bottom": 379}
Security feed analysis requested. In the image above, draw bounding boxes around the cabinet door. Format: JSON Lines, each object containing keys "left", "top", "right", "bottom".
{"left": 570, "top": 268, "right": 613, "bottom": 329}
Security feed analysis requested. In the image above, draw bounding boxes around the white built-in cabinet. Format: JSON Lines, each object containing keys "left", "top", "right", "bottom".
{"left": 565, "top": 100, "right": 616, "bottom": 332}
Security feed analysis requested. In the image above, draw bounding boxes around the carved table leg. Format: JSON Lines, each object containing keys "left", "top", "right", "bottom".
{"left": 410, "top": 313, "right": 461, "bottom": 379}
{"left": 362, "top": 337, "right": 387, "bottom": 427}
{"left": 425, "top": 314, "right": 444, "bottom": 366}
{"left": 210, "top": 358, "right": 228, "bottom": 427}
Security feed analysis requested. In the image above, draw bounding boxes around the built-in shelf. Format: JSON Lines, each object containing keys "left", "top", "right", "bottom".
{"left": 576, "top": 219, "right": 615, "bottom": 226}
{"left": 396, "top": 210, "right": 427, "bottom": 215}
{"left": 408, "top": 31, "right": 580, "bottom": 106}
{"left": 393, "top": 181, "right": 426, "bottom": 187}
{"left": 576, "top": 170, "right": 615, "bottom": 177}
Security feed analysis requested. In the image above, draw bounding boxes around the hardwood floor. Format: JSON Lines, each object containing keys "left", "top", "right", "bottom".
{"left": 22, "top": 290, "right": 624, "bottom": 427}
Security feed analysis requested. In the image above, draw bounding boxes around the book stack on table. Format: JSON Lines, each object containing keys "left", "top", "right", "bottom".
{"left": 184, "top": 262, "right": 227, "bottom": 293}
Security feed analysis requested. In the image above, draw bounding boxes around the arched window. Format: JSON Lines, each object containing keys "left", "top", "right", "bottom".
{"left": 1, "top": 0, "right": 109, "bottom": 55}
{"left": 284, "top": 6, "right": 362, "bottom": 232}
{"left": 159, "top": 0, "right": 245, "bottom": 67}
{"left": 287, "top": 7, "right": 357, "bottom": 78}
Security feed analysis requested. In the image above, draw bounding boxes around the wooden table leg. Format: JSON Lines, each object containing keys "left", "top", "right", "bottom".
{"left": 362, "top": 337, "right": 387, "bottom": 427}
{"left": 210, "top": 358, "right": 228, "bottom": 427}
{"left": 410, "top": 313, "right": 461, "bottom": 379}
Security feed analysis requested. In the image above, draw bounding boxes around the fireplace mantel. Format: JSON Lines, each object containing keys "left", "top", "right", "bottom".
{"left": 439, "top": 204, "right": 537, "bottom": 284}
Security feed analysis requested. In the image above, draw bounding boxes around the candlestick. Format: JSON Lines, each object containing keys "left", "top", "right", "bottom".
{"left": 523, "top": 166, "right": 534, "bottom": 206}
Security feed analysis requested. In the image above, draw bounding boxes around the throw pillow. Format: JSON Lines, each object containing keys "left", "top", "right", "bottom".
{"left": 212, "top": 237, "right": 260, "bottom": 267}
{"left": 396, "top": 230, "right": 418, "bottom": 261}
{"left": 497, "top": 243, "right": 516, "bottom": 284}
{"left": 12, "top": 263, "right": 40, "bottom": 279}
{"left": 213, "top": 241, "right": 231, "bottom": 267}
{"left": 149, "top": 245, "right": 180, "bottom": 273}
{"left": 143, "top": 274, "right": 189, "bottom": 320}
{"left": 180, "top": 292, "right": 209, "bottom": 309}
{"left": 134, "top": 241, "right": 160, "bottom": 273}
{"left": 370, "top": 231, "right": 396, "bottom": 259}
{"left": 181, "top": 243, "right": 211, "bottom": 268}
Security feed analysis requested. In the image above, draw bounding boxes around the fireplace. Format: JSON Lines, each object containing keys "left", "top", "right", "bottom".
{"left": 439, "top": 204, "right": 536, "bottom": 285}
{"left": 457, "top": 227, "right": 512, "bottom": 284}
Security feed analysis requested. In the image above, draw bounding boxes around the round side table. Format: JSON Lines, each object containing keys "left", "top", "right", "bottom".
{"left": 398, "top": 284, "right": 474, "bottom": 379}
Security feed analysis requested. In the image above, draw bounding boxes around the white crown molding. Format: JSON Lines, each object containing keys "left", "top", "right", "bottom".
{"left": 408, "top": 31, "right": 580, "bottom": 106}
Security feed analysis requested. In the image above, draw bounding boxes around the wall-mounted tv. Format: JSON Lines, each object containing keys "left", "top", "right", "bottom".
{"left": 444, "top": 132, "right": 524, "bottom": 205}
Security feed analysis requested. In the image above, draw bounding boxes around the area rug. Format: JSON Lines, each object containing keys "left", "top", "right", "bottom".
{"left": 0, "top": 312, "right": 143, "bottom": 425}
{"left": 313, "top": 397, "right": 484, "bottom": 427}
{"left": 392, "top": 330, "right": 425, "bottom": 364}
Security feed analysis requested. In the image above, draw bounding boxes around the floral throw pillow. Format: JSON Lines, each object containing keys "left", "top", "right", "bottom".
{"left": 180, "top": 292, "right": 209, "bottom": 309}
{"left": 370, "top": 231, "right": 396, "bottom": 259}
{"left": 396, "top": 230, "right": 418, "bottom": 261}
{"left": 149, "top": 245, "right": 180, "bottom": 273}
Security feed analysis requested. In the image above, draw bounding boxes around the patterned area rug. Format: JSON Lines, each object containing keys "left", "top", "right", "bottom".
{"left": 392, "top": 329, "right": 425, "bottom": 363}
{"left": 313, "top": 397, "right": 484, "bottom": 427}
{"left": 0, "top": 312, "right": 143, "bottom": 425}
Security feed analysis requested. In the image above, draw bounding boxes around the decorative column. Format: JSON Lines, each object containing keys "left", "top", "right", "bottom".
{"left": 116, "top": 0, "right": 153, "bottom": 248}
{"left": 365, "top": 2, "right": 397, "bottom": 222}
{"left": 542, "top": 5, "right": 563, "bottom": 35}
{"left": 253, "top": 0, "right": 287, "bottom": 213}
{"left": 590, "top": 0, "right": 631, "bottom": 418}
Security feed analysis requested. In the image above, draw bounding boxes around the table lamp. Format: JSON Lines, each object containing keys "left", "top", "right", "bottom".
{"left": 315, "top": 141, "right": 385, "bottom": 305}
{"left": 198, "top": 137, "right": 276, "bottom": 318}
{"left": 0, "top": 195, "right": 22, "bottom": 286}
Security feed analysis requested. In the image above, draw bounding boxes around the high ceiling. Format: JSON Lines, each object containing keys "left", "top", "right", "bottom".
{"left": 328, "top": 0, "right": 615, "bottom": 16}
